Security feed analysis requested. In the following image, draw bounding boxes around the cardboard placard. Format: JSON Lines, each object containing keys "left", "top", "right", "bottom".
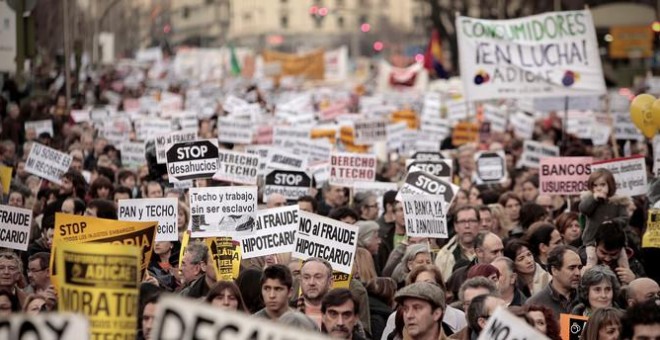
{"left": 266, "top": 148, "right": 307, "bottom": 171}
{"left": 120, "top": 141, "right": 145, "bottom": 169}
{"left": 452, "top": 122, "right": 479, "bottom": 146}
{"left": 213, "top": 150, "right": 259, "bottom": 185}
{"left": 188, "top": 186, "right": 258, "bottom": 238}
{"left": 0, "top": 313, "right": 89, "bottom": 340}
{"left": 272, "top": 125, "right": 310, "bottom": 147}
{"left": 118, "top": 198, "right": 178, "bottom": 242}
{"left": 478, "top": 307, "right": 550, "bottom": 340}
{"left": 218, "top": 117, "right": 254, "bottom": 144}
{"left": 0, "top": 165, "right": 11, "bottom": 194}
{"left": 474, "top": 151, "right": 508, "bottom": 184}
{"left": 519, "top": 140, "right": 560, "bottom": 169}
{"left": 643, "top": 209, "right": 660, "bottom": 248}
{"left": 330, "top": 152, "right": 377, "bottom": 186}
{"left": 152, "top": 295, "right": 328, "bottom": 340}
{"left": 24, "top": 119, "right": 54, "bottom": 137}
{"left": 205, "top": 237, "right": 241, "bottom": 281}
{"left": 511, "top": 111, "right": 535, "bottom": 140}
{"left": 56, "top": 242, "right": 140, "bottom": 340}
{"left": 263, "top": 170, "right": 311, "bottom": 202}
{"left": 559, "top": 313, "right": 589, "bottom": 340}
{"left": 405, "top": 159, "right": 452, "bottom": 180}
{"left": 591, "top": 155, "right": 647, "bottom": 197}
{"left": 25, "top": 143, "right": 73, "bottom": 185}
{"left": 0, "top": 204, "right": 33, "bottom": 251}
{"left": 293, "top": 211, "right": 358, "bottom": 274}
{"left": 238, "top": 206, "right": 298, "bottom": 259}
{"left": 398, "top": 169, "right": 459, "bottom": 206}
{"left": 402, "top": 194, "right": 448, "bottom": 238}
{"left": 412, "top": 151, "right": 444, "bottom": 161}
{"left": 539, "top": 157, "right": 592, "bottom": 195}
{"left": 482, "top": 104, "right": 508, "bottom": 133}
{"left": 166, "top": 139, "right": 219, "bottom": 183}
{"left": 353, "top": 118, "right": 388, "bottom": 145}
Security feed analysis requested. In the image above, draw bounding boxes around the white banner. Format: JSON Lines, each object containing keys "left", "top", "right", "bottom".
{"left": 293, "top": 211, "right": 358, "bottom": 274}
{"left": 152, "top": 295, "right": 327, "bottom": 340}
{"left": 0, "top": 312, "right": 90, "bottom": 340}
{"left": 0, "top": 205, "right": 33, "bottom": 251}
{"left": 591, "top": 155, "right": 647, "bottom": 197}
{"left": 457, "top": 10, "right": 606, "bottom": 101}
{"left": 402, "top": 194, "right": 448, "bottom": 238}
{"left": 118, "top": 198, "right": 178, "bottom": 242}
{"left": 214, "top": 150, "right": 259, "bottom": 185}
{"left": 238, "top": 206, "right": 298, "bottom": 259}
{"left": 25, "top": 143, "right": 72, "bottom": 185}
{"left": 188, "top": 186, "right": 257, "bottom": 238}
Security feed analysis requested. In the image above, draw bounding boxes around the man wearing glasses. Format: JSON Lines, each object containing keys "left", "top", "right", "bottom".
{"left": 435, "top": 206, "right": 480, "bottom": 279}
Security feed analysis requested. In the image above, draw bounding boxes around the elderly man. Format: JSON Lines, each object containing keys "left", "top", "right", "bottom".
{"left": 450, "top": 294, "right": 506, "bottom": 339}
{"left": 267, "top": 193, "right": 287, "bottom": 208}
{"left": 626, "top": 278, "right": 660, "bottom": 307}
{"left": 179, "top": 243, "right": 214, "bottom": 298}
{"left": 446, "top": 231, "right": 503, "bottom": 300}
{"left": 298, "top": 258, "right": 334, "bottom": 328}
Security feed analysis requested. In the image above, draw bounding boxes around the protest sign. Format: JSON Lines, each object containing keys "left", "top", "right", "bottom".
{"left": 71, "top": 109, "right": 91, "bottom": 123}
{"left": 412, "top": 151, "right": 444, "bottom": 161}
{"left": 310, "top": 162, "right": 331, "bottom": 188}
{"left": 591, "top": 121, "right": 612, "bottom": 146}
{"left": 559, "top": 313, "right": 589, "bottom": 340}
{"left": 474, "top": 151, "right": 508, "bottom": 184}
{"left": 51, "top": 213, "right": 156, "bottom": 287}
{"left": 353, "top": 118, "right": 388, "bottom": 145}
{"left": 155, "top": 130, "right": 198, "bottom": 164}
{"left": 206, "top": 237, "right": 241, "bottom": 281}
{"left": 643, "top": 209, "right": 660, "bottom": 248}
{"left": 25, "top": 143, "right": 72, "bottom": 185}
{"left": 0, "top": 165, "right": 12, "bottom": 194}
{"left": 294, "top": 138, "right": 333, "bottom": 165}
{"left": 272, "top": 125, "right": 310, "bottom": 147}
{"left": 614, "top": 112, "right": 644, "bottom": 140}
{"left": 56, "top": 242, "right": 140, "bottom": 340}
{"left": 0, "top": 312, "right": 89, "bottom": 340}
{"left": 135, "top": 118, "right": 172, "bottom": 138}
{"left": 452, "top": 122, "right": 479, "bottom": 146}
{"left": 218, "top": 117, "right": 254, "bottom": 144}
{"left": 539, "top": 157, "right": 592, "bottom": 195}
{"left": 330, "top": 152, "right": 377, "bottom": 186}
{"left": 25, "top": 119, "right": 54, "bottom": 137}
{"left": 477, "top": 306, "right": 550, "bottom": 340}
{"left": 118, "top": 198, "right": 178, "bottom": 242}
{"left": 482, "top": 104, "right": 508, "bottom": 132}
{"left": 386, "top": 122, "right": 407, "bottom": 152}
{"left": 445, "top": 99, "right": 470, "bottom": 123}
{"left": 166, "top": 139, "right": 219, "bottom": 183}
{"left": 519, "top": 140, "right": 560, "bottom": 168}
{"left": 399, "top": 169, "right": 459, "bottom": 206}
{"left": 213, "top": 149, "right": 259, "bottom": 185}
{"left": 267, "top": 148, "right": 308, "bottom": 171}
{"left": 152, "top": 295, "right": 328, "bottom": 340}
{"left": 422, "top": 92, "right": 442, "bottom": 117}
{"left": 264, "top": 170, "right": 311, "bottom": 202}
{"left": 402, "top": 194, "right": 448, "bottom": 238}
{"left": 188, "top": 186, "right": 257, "bottom": 238}
{"left": 405, "top": 159, "right": 452, "bottom": 179}
{"left": 457, "top": 10, "right": 605, "bottom": 101}
{"left": 120, "top": 141, "right": 145, "bottom": 169}
{"left": 420, "top": 116, "right": 451, "bottom": 140}
{"left": 238, "top": 206, "right": 298, "bottom": 259}
{"left": 511, "top": 111, "right": 535, "bottom": 140}
{"left": 0, "top": 204, "right": 32, "bottom": 251}
{"left": 566, "top": 110, "right": 595, "bottom": 139}
{"left": 591, "top": 155, "right": 647, "bottom": 197}
{"left": 293, "top": 211, "right": 358, "bottom": 274}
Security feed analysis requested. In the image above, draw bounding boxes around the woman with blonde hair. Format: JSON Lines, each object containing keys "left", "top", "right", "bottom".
{"left": 488, "top": 203, "right": 513, "bottom": 239}
{"left": 353, "top": 247, "right": 377, "bottom": 284}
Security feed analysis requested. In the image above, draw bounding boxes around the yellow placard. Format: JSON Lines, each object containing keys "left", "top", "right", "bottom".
{"left": 179, "top": 230, "right": 190, "bottom": 268}
{"left": 205, "top": 237, "right": 241, "bottom": 281}
{"left": 262, "top": 49, "right": 325, "bottom": 80}
{"left": 56, "top": 241, "right": 141, "bottom": 339}
{"left": 51, "top": 213, "right": 157, "bottom": 288}
{"left": 609, "top": 26, "right": 653, "bottom": 59}
{"left": 0, "top": 165, "right": 12, "bottom": 195}
{"left": 559, "top": 313, "right": 589, "bottom": 340}
{"left": 643, "top": 209, "right": 660, "bottom": 248}
{"left": 332, "top": 271, "right": 351, "bottom": 289}
{"left": 452, "top": 122, "right": 479, "bottom": 147}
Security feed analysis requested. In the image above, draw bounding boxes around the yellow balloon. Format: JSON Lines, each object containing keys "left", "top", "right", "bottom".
{"left": 651, "top": 99, "right": 660, "bottom": 129}
{"left": 630, "top": 94, "right": 657, "bottom": 138}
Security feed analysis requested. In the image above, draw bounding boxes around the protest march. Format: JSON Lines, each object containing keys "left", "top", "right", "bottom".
{"left": 1, "top": 4, "right": 660, "bottom": 340}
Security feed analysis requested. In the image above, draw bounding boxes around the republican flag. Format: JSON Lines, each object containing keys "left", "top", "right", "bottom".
{"left": 424, "top": 29, "right": 448, "bottom": 79}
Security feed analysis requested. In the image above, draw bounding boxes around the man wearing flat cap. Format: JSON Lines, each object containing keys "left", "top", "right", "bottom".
{"left": 395, "top": 282, "right": 450, "bottom": 340}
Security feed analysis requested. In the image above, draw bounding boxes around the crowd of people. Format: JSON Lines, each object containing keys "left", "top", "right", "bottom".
{"left": 0, "top": 56, "right": 660, "bottom": 340}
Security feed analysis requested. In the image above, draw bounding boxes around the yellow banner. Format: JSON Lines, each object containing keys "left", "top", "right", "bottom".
{"left": 0, "top": 165, "right": 12, "bottom": 195}
{"left": 643, "top": 209, "right": 660, "bottom": 248}
{"left": 56, "top": 241, "right": 141, "bottom": 339}
{"left": 205, "top": 237, "right": 241, "bottom": 281}
{"left": 452, "top": 122, "right": 479, "bottom": 147}
{"left": 262, "top": 49, "right": 325, "bottom": 80}
{"left": 609, "top": 26, "right": 653, "bottom": 59}
{"left": 51, "top": 213, "right": 157, "bottom": 287}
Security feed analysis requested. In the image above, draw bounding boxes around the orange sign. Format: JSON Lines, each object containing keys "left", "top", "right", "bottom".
{"left": 559, "top": 313, "right": 589, "bottom": 340}
{"left": 609, "top": 26, "right": 653, "bottom": 59}
{"left": 452, "top": 122, "right": 479, "bottom": 146}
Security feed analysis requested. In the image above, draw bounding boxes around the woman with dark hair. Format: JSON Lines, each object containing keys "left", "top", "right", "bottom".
{"left": 555, "top": 212, "right": 582, "bottom": 247}
{"left": 0, "top": 289, "right": 21, "bottom": 316}
{"left": 571, "top": 266, "right": 621, "bottom": 317}
{"left": 206, "top": 281, "right": 248, "bottom": 312}
{"left": 512, "top": 203, "right": 549, "bottom": 238}
{"left": 521, "top": 175, "right": 540, "bottom": 203}
{"left": 89, "top": 176, "right": 114, "bottom": 200}
{"left": 236, "top": 267, "right": 265, "bottom": 314}
{"left": 524, "top": 222, "right": 563, "bottom": 271}
{"left": 524, "top": 304, "right": 561, "bottom": 340}
{"left": 366, "top": 277, "right": 396, "bottom": 340}
{"left": 498, "top": 192, "right": 522, "bottom": 230}
{"left": 580, "top": 307, "right": 623, "bottom": 340}
{"left": 503, "top": 239, "right": 551, "bottom": 297}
